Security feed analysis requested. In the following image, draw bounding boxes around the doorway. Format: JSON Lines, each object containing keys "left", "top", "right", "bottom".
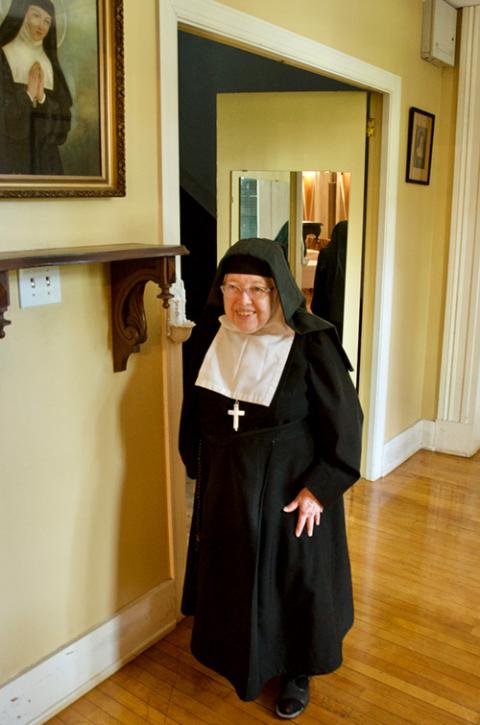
{"left": 159, "top": 2, "right": 402, "bottom": 597}
{"left": 177, "top": 31, "right": 358, "bottom": 326}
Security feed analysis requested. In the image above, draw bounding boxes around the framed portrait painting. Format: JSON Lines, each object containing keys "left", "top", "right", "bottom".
{"left": 406, "top": 107, "right": 435, "bottom": 185}
{"left": 0, "top": 0, "right": 125, "bottom": 197}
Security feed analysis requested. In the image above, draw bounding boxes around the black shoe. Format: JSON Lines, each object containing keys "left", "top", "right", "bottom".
{"left": 275, "top": 675, "right": 310, "bottom": 719}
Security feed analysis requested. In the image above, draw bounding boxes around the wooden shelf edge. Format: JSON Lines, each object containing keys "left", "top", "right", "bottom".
{"left": 0, "top": 243, "right": 187, "bottom": 271}
{"left": 0, "top": 244, "right": 188, "bottom": 371}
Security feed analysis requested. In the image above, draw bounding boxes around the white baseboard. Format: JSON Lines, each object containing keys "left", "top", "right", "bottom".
{"left": 382, "top": 420, "right": 433, "bottom": 476}
{"left": 382, "top": 418, "right": 479, "bottom": 477}
{"left": 0, "top": 580, "right": 177, "bottom": 725}
{"left": 433, "top": 419, "right": 480, "bottom": 458}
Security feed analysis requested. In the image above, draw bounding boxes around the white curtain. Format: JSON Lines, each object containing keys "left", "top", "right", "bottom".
{"left": 302, "top": 171, "right": 350, "bottom": 238}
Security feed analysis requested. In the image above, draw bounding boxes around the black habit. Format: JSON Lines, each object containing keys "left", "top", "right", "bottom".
{"left": 311, "top": 220, "right": 348, "bottom": 341}
{"left": 180, "top": 237, "right": 363, "bottom": 701}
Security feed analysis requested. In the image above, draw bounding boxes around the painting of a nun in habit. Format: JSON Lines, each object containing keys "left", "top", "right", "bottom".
{"left": 0, "top": 0, "right": 73, "bottom": 175}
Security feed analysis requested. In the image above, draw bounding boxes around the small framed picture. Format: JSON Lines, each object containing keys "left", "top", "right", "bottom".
{"left": 0, "top": 0, "right": 125, "bottom": 198}
{"left": 406, "top": 107, "right": 435, "bottom": 185}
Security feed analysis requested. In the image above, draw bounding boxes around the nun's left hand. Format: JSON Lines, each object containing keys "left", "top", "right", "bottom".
{"left": 283, "top": 487, "right": 324, "bottom": 538}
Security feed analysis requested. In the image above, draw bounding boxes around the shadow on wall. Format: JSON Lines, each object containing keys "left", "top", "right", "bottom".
{"left": 69, "top": 282, "right": 170, "bottom": 637}
{"left": 115, "top": 345, "right": 169, "bottom": 610}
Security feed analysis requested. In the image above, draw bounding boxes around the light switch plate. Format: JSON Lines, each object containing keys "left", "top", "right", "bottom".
{"left": 18, "top": 267, "right": 62, "bottom": 308}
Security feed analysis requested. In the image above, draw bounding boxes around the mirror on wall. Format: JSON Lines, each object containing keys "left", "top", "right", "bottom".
{"left": 233, "top": 171, "right": 290, "bottom": 242}
{"left": 231, "top": 170, "right": 350, "bottom": 339}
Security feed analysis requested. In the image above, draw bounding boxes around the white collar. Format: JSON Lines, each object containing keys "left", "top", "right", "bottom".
{"left": 195, "top": 307, "right": 294, "bottom": 407}
{"left": 3, "top": 23, "right": 54, "bottom": 90}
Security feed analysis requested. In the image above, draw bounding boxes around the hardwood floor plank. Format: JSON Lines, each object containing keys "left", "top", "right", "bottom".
{"left": 112, "top": 665, "right": 173, "bottom": 706}
{"left": 97, "top": 680, "right": 166, "bottom": 724}
{"left": 56, "top": 697, "right": 119, "bottom": 724}
{"left": 346, "top": 629, "right": 480, "bottom": 707}
{"left": 339, "top": 665, "right": 472, "bottom": 725}
{"left": 312, "top": 675, "right": 411, "bottom": 725}
{"left": 347, "top": 656, "right": 478, "bottom": 722}
{"left": 347, "top": 642, "right": 479, "bottom": 713}
{"left": 84, "top": 689, "right": 157, "bottom": 725}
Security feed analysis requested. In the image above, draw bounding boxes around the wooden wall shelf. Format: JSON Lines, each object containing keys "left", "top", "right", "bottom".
{"left": 0, "top": 243, "right": 187, "bottom": 372}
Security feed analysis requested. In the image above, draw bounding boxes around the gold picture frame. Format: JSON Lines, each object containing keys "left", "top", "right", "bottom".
{"left": 0, "top": 0, "right": 125, "bottom": 198}
{"left": 406, "top": 107, "right": 435, "bottom": 186}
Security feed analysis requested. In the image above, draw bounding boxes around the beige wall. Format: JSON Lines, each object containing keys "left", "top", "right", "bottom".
{"left": 0, "top": 1, "right": 172, "bottom": 684}
{"left": 214, "top": 0, "right": 458, "bottom": 440}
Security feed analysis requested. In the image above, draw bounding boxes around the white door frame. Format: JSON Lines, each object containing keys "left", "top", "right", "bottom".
{"left": 158, "top": 0, "right": 402, "bottom": 484}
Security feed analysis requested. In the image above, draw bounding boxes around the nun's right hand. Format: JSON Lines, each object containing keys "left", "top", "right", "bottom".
{"left": 283, "top": 487, "right": 323, "bottom": 538}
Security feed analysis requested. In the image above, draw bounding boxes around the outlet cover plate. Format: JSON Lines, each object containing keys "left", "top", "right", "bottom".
{"left": 18, "top": 266, "right": 62, "bottom": 308}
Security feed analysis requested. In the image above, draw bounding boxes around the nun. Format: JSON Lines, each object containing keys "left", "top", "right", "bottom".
{"left": 180, "top": 238, "right": 363, "bottom": 719}
{"left": 0, "top": 0, "right": 72, "bottom": 174}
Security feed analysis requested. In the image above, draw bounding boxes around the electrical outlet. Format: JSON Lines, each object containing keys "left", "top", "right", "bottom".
{"left": 18, "top": 267, "right": 62, "bottom": 308}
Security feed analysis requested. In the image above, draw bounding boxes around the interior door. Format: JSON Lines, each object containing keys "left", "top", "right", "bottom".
{"left": 217, "top": 91, "right": 367, "bottom": 380}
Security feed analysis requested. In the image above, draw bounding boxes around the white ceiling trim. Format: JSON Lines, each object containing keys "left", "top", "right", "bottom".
{"left": 447, "top": 0, "right": 480, "bottom": 8}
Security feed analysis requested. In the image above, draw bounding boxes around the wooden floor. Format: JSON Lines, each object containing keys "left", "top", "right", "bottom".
{"left": 50, "top": 450, "right": 480, "bottom": 724}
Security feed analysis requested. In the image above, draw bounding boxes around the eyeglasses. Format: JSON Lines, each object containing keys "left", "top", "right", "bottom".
{"left": 220, "top": 282, "right": 274, "bottom": 300}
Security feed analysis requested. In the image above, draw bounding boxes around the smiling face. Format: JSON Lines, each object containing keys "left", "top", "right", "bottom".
{"left": 222, "top": 273, "right": 275, "bottom": 333}
{"left": 24, "top": 5, "right": 52, "bottom": 43}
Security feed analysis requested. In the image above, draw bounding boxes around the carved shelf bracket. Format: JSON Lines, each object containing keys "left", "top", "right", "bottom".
{"left": 111, "top": 256, "right": 176, "bottom": 372}
{"left": 0, "top": 243, "right": 187, "bottom": 371}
